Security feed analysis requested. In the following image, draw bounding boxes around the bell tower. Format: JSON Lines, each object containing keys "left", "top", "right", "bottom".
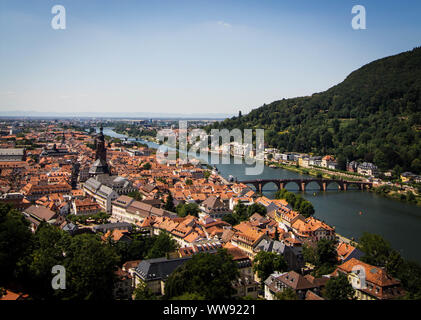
{"left": 95, "top": 126, "right": 107, "bottom": 162}
{"left": 89, "top": 126, "right": 109, "bottom": 176}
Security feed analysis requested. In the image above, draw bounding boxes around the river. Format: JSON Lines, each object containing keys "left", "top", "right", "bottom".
{"left": 100, "top": 127, "right": 421, "bottom": 263}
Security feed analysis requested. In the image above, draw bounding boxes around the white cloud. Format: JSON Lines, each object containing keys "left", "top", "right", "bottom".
{"left": 217, "top": 21, "right": 232, "bottom": 28}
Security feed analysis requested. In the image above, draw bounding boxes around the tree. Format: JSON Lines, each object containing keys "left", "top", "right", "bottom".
{"left": 274, "top": 228, "right": 280, "bottom": 241}
{"left": 133, "top": 281, "right": 156, "bottom": 300}
{"left": 323, "top": 273, "right": 355, "bottom": 300}
{"left": 299, "top": 201, "right": 315, "bottom": 218}
{"left": 222, "top": 213, "right": 239, "bottom": 226}
{"left": 336, "top": 154, "right": 347, "bottom": 171}
{"left": 170, "top": 292, "right": 205, "bottom": 300}
{"left": 252, "top": 251, "right": 288, "bottom": 282}
{"left": 165, "top": 249, "right": 239, "bottom": 299}
{"left": 275, "top": 189, "right": 315, "bottom": 218}
{"left": 332, "top": 119, "right": 340, "bottom": 133}
{"left": 142, "top": 162, "right": 152, "bottom": 170}
{"left": 203, "top": 170, "right": 211, "bottom": 181}
{"left": 406, "top": 191, "right": 416, "bottom": 203}
{"left": 357, "top": 232, "right": 393, "bottom": 267}
{"left": 246, "top": 203, "right": 267, "bottom": 217}
{"left": 63, "top": 233, "right": 120, "bottom": 300}
{"left": 315, "top": 239, "right": 338, "bottom": 269}
{"left": 394, "top": 260, "right": 421, "bottom": 299}
{"left": 0, "top": 204, "right": 33, "bottom": 286}
{"left": 411, "top": 158, "right": 421, "bottom": 174}
{"left": 302, "top": 244, "right": 317, "bottom": 265}
{"left": 128, "top": 190, "right": 143, "bottom": 201}
{"left": 146, "top": 231, "right": 177, "bottom": 259}
{"left": 275, "top": 287, "right": 299, "bottom": 300}
{"left": 303, "top": 239, "right": 338, "bottom": 276}
{"left": 233, "top": 203, "right": 248, "bottom": 221}
{"left": 113, "top": 234, "right": 156, "bottom": 264}
{"left": 163, "top": 193, "right": 176, "bottom": 212}
{"left": 19, "top": 223, "right": 70, "bottom": 298}
{"left": 176, "top": 203, "right": 200, "bottom": 218}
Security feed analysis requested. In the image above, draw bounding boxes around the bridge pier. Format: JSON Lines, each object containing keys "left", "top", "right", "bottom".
{"left": 343, "top": 183, "right": 347, "bottom": 191}
{"left": 322, "top": 182, "right": 327, "bottom": 191}
{"left": 300, "top": 182, "right": 305, "bottom": 192}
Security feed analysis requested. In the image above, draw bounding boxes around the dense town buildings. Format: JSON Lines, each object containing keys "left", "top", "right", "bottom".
{"left": 0, "top": 120, "right": 408, "bottom": 300}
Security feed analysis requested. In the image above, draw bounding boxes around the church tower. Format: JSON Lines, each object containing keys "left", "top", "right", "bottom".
{"left": 95, "top": 126, "right": 107, "bottom": 162}
{"left": 89, "top": 126, "right": 110, "bottom": 176}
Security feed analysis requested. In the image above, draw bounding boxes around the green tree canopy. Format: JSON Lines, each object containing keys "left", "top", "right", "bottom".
{"left": 163, "top": 193, "right": 176, "bottom": 212}
{"left": 133, "top": 281, "right": 156, "bottom": 300}
{"left": 252, "top": 251, "right": 288, "bottom": 282}
{"left": 176, "top": 202, "right": 200, "bottom": 218}
{"left": 275, "top": 189, "right": 315, "bottom": 218}
{"left": 0, "top": 204, "right": 33, "bottom": 286}
{"left": 170, "top": 292, "right": 205, "bottom": 300}
{"left": 303, "top": 239, "right": 338, "bottom": 277}
{"left": 63, "top": 233, "right": 120, "bottom": 300}
{"left": 357, "top": 232, "right": 394, "bottom": 267}
{"left": 275, "top": 287, "right": 299, "bottom": 300}
{"left": 146, "top": 231, "right": 177, "bottom": 259}
{"left": 128, "top": 190, "right": 143, "bottom": 201}
{"left": 142, "top": 162, "right": 152, "bottom": 170}
{"left": 323, "top": 273, "right": 355, "bottom": 300}
{"left": 164, "top": 249, "right": 239, "bottom": 300}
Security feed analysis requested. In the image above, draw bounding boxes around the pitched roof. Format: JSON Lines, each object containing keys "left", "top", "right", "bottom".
{"left": 277, "top": 271, "right": 327, "bottom": 290}
{"left": 24, "top": 205, "right": 57, "bottom": 221}
{"left": 135, "top": 257, "right": 191, "bottom": 281}
{"left": 336, "top": 258, "right": 401, "bottom": 287}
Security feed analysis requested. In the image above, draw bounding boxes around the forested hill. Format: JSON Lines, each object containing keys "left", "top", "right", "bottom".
{"left": 210, "top": 47, "right": 421, "bottom": 174}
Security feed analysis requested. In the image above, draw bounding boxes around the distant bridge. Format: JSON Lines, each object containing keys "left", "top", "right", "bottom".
{"left": 238, "top": 178, "right": 372, "bottom": 193}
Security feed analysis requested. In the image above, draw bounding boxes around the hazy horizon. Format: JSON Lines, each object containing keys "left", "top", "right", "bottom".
{"left": 1, "top": 0, "right": 421, "bottom": 115}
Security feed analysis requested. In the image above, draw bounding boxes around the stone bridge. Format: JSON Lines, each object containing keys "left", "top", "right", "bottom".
{"left": 238, "top": 178, "right": 372, "bottom": 193}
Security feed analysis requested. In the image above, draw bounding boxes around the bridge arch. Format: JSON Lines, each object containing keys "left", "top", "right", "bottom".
{"left": 280, "top": 180, "right": 302, "bottom": 191}
{"left": 345, "top": 182, "right": 361, "bottom": 190}
{"left": 303, "top": 180, "right": 324, "bottom": 191}
{"left": 324, "top": 180, "right": 344, "bottom": 191}
{"left": 260, "top": 181, "right": 280, "bottom": 192}
{"left": 346, "top": 182, "right": 364, "bottom": 190}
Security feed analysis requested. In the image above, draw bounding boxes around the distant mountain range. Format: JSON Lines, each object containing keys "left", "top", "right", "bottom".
{"left": 210, "top": 47, "right": 421, "bottom": 174}
{"left": 0, "top": 111, "right": 234, "bottom": 120}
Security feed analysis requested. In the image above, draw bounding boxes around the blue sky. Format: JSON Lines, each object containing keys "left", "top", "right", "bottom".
{"left": 0, "top": 0, "right": 420, "bottom": 115}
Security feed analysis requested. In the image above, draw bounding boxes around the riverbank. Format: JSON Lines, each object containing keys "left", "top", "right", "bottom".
{"left": 266, "top": 161, "right": 365, "bottom": 182}
{"left": 372, "top": 185, "right": 421, "bottom": 206}
{"left": 266, "top": 161, "right": 421, "bottom": 207}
